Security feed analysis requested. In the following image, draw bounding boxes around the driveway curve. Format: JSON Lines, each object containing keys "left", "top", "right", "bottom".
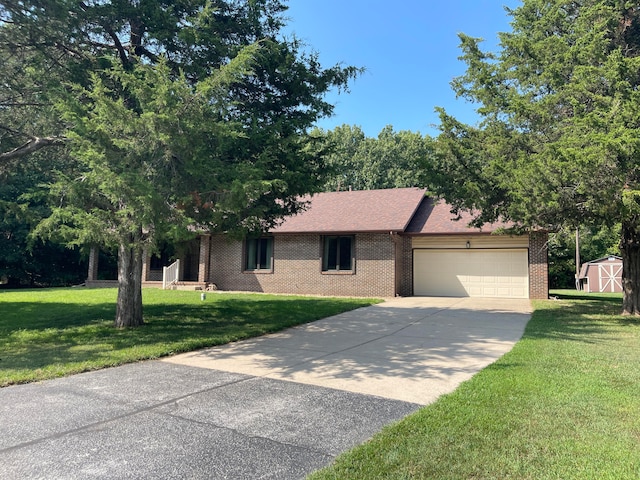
{"left": 1, "top": 297, "right": 531, "bottom": 479}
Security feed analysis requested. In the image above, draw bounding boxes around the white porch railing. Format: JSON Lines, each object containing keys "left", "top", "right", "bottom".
{"left": 162, "top": 259, "right": 180, "bottom": 290}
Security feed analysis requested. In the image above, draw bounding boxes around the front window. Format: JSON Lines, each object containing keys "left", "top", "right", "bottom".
{"left": 245, "top": 237, "right": 273, "bottom": 271}
{"left": 322, "top": 235, "right": 354, "bottom": 272}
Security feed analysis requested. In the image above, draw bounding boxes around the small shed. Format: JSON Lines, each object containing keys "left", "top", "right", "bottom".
{"left": 578, "top": 256, "right": 623, "bottom": 293}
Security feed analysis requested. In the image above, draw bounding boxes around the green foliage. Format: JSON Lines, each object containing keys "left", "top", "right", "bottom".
{"left": 1, "top": 1, "right": 361, "bottom": 237}
{"left": 0, "top": 1, "right": 360, "bottom": 324}
{"left": 431, "top": 1, "right": 640, "bottom": 311}
{"left": 549, "top": 225, "right": 620, "bottom": 288}
{"left": 35, "top": 58, "right": 245, "bottom": 250}
{"left": 0, "top": 288, "right": 379, "bottom": 386}
{"left": 433, "top": 1, "right": 640, "bottom": 230}
{"left": 0, "top": 153, "right": 87, "bottom": 286}
{"left": 311, "top": 295, "right": 640, "bottom": 479}
{"left": 318, "top": 124, "right": 435, "bottom": 191}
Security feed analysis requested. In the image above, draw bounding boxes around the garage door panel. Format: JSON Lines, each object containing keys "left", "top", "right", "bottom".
{"left": 414, "top": 249, "right": 529, "bottom": 299}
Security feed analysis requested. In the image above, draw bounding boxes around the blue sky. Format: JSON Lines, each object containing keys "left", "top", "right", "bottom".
{"left": 283, "top": 1, "right": 521, "bottom": 137}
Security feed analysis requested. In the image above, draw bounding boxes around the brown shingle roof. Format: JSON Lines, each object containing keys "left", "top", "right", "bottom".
{"left": 272, "top": 188, "right": 427, "bottom": 234}
{"left": 270, "top": 189, "right": 513, "bottom": 235}
{"left": 405, "top": 198, "right": 513, "bottom": 234}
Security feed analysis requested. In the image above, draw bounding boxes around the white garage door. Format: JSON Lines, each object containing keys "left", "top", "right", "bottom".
{"left": 414, "top": 249, "right": 529, "bottom": 298}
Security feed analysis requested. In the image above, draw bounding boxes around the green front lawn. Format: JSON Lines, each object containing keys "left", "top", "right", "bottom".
{"left": 0, "top": 288, "right": 379, "bottom": 387}
{"left": 309, "top": 291, "right": 640, "bottom": 479}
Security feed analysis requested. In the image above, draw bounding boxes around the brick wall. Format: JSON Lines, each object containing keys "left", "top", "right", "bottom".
{"left": 396, "top": 235, "right": 413, "bottom": 297}
{"left": 529, "top": 231, "right": 549, "bottom": 299}
{"left": 208, "top": 233, "right": 397, "bottom": 298}
{"left": 198, "top": 235, "right": 210, "bottom": 283}
{"left": 207, "top": 232, "right": 549, "bottom": 300}
{"left": 87, "top": 246, "right": 99, "bottom": 281}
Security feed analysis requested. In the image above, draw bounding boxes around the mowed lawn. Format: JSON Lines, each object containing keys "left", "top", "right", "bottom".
{"left": 310, "top": 291, "right": 640, "bottom": 480}
{"left": 0, "top": 288, "right": 379, "bottom": 387}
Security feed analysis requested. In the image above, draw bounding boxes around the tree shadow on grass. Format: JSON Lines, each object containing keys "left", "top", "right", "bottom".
{"left": 0, "top": 296, "right": 374, "bottom": 382}
{"left": 524, "top": 295, "right": 639, "bottom": 344}
{"left": 0, "top": 301, "right": 116, "bottom": 331}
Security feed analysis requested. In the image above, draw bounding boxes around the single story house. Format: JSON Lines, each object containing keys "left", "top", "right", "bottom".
{"left": 86, "top": 188, "right": 548, "bottom": 299}
{"left": 578, "top": 255, "right": 623, "bottom": 293}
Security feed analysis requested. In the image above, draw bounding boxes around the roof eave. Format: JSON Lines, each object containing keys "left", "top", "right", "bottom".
{"left": 273, "top": 229, "right": 405, "bottom": 235}
{"left": 404, "top": 231, "right": 503, "bottom": 236}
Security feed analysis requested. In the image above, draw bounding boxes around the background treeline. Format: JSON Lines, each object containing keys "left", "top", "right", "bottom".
{"left": 317, "top": 124, "right": 434, "bottom": 191}
{"left": 0, "top": 153, "right": 118, "bottom": 287}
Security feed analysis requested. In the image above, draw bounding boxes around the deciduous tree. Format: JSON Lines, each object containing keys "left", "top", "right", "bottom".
{"left": 320, "top": 125, "right": 434, "bottom": 191}
{"left": 0, "top": 154, "right": 87, "bottom": 287}
{"left": 548, "top": 226, "right": 620, "bottom": 288}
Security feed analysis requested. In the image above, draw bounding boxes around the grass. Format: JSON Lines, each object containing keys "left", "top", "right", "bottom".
{"left": 309, "top": 290, "right": 640, "bottom": 480}
{"left": 0, "top": 287, "right": 379, "bottom": 387}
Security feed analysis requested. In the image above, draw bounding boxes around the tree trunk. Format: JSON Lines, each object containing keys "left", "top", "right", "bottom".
{"left": 620, "top": 221, "right": 640, "bottom": 316}
{"left": 115, "top": 239, "right": 144, "bottom": 328}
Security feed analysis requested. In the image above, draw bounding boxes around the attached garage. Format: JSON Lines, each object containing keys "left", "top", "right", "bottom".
{"left": 405, "top": 199, "right": 547, "bottom": 300}
{"left": 87, "top": 189, "right": 549, "bottom": 299}
{"left": 413, "top": 249, "right": 529, "bottom": 298}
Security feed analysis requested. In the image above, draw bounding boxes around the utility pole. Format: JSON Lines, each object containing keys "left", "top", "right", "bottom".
{"left": 575, "top": 228, "right": 581, "bottom": 290}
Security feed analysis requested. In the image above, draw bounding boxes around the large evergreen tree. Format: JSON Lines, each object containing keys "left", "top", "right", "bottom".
{"left": 0, "top": 1, "right": 359, "bottom": 326}
{"left": 432, "top": 0, "right": 640, "bottom": 314}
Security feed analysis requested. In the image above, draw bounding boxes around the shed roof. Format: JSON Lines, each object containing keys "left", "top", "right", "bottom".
{"left": 272, "top": 187, "right": 427, "bottom": 234}
{"left": 583, "top": 255, "right": 622, "bottom": 263}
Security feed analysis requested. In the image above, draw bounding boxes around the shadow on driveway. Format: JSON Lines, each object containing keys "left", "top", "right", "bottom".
{"left": 164, "top": 296, "right": 532, "bottom": 404}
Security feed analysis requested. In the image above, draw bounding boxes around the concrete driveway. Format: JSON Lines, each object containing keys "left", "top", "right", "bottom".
{"left": 165, "top": 296, "right": 532, "bottom": 405}
{"left": 1, "top": 297, "right": 531, "bottom": 479}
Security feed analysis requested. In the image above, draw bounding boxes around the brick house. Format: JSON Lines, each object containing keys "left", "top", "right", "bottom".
{"left": 86, "top": 188, "right": 548, "bottom": 299}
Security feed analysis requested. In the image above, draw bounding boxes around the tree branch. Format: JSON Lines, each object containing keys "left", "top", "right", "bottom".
{"left": 0, "top": 101, "right": 49, "bottom": 107}
{"left": 104, "top": 27, "right": 130, "bottom": 67}
{"left": 0, "top": 135, "right": 66, "bottom": 162}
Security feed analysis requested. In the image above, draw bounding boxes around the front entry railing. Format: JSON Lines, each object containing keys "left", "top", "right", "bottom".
{"left": 162, "top": 259, "right": 180, "bottom": 289}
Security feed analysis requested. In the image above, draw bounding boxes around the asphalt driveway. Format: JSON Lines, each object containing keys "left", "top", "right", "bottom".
{"left": 1, "top": 296, "right": 531, "bottom": 479}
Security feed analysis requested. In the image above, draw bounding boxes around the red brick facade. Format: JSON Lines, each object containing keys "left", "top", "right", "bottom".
{"left": 396, "top": 235, "right": 413, "bottom": 297}
{"left": 84, "top": 189, "right": 549, "bottom": 299}
{"left": 85, "top": 232, "right": 549, "bottom": 300}
{"left": 209, "top": 233, "right": 398, "bottom": 298}
{"left": 198, "top": 235, "right": 210, "bottom": 283}
{"left": 528, "top": 231, "right": 549, "bottom": 299}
